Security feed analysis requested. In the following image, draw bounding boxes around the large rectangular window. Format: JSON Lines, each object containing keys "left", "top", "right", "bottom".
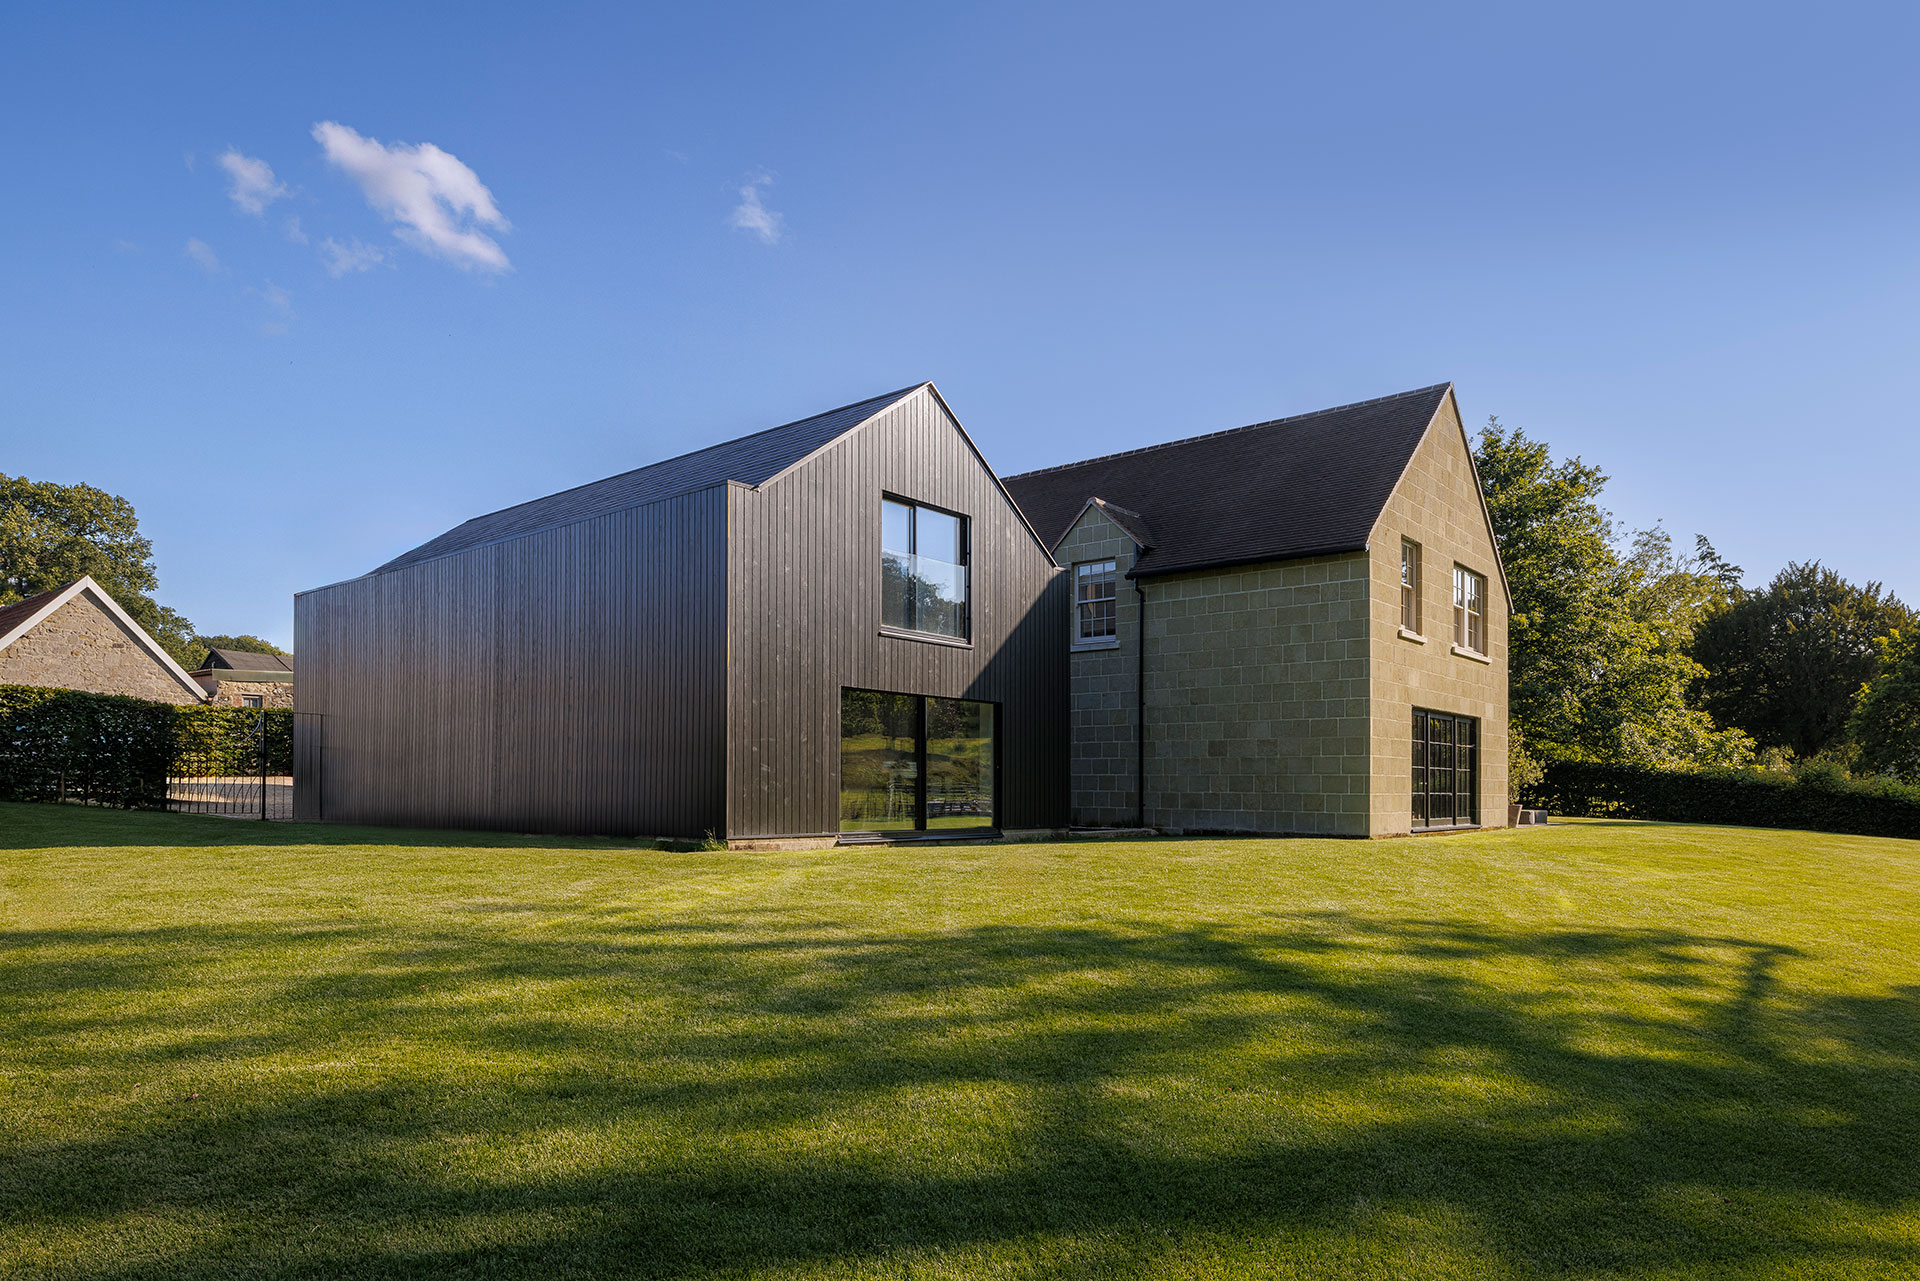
{"left": 881, "top": 497, "right": 969, "bottom": 639}
{"left": 1400, "top": 539, "right": 1422, "bottom": 634}
{"left": 1074, "top": 559, "right": 1117, "bottom": 644}
{"left": 840, "top": 689, "right": 997, "bottom": 832}
{"left": 1453, "top": 565, "right": 1487, "bottom": 653}
{"left": 1412, "top": 709, "right": 1479, "bottom": 829}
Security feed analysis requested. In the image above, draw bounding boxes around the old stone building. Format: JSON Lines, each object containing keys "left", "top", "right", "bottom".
{"left": 1004, "top": 384, "right": 1508, "bottom": 837}
{"left": 0, "top": 576, "right": 208, "bottom": 704}
{"left": 191, "top": 648, "right": 294, "bottom": 708}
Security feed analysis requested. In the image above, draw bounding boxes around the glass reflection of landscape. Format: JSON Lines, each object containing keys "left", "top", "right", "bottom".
{"left": 839, "top": 689, "right": 995, "bottom": 832}
{"left": 925, "top": 697, "right": 994, "bottom": 829}
{"left": 880, "top": 499, "right": 968, "bottom": 638}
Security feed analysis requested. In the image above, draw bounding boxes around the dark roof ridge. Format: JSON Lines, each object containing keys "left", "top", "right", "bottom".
{"left": 1004, "top": 382, "right": 1452, "bottom": 480}
{"left": 445, "top": 382, "right": 928, "bottom": 528}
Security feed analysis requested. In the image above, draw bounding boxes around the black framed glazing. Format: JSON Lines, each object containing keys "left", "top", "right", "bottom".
{"left": 1412, "top": 708, "right": 1479, "bottom": 829}
{"left": 881, "top": 496, "right": 970, "bottom": 640}
{"left": 839, "top": 688, "right": 999, "bottom": 832}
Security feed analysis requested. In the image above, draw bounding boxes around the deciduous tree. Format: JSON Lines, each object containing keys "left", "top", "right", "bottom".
{"left": 1848, "top": 629, "right": 1920, "bottom": 780}
{"left": 1691, "top": 562, "right": 1914, "bottom": 760}
{"left": 0, "top": 474, "right": 197, "bottom": 665}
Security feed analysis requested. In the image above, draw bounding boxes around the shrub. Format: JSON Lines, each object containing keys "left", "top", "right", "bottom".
{"left": 0, "top": 686, "right": 294, "bottom": 809}
{"left": 1524, "top": 758, "right": 1920, "bottom": 841}
{"left": 0, "top": 686, "right": 176, "bottom": 808}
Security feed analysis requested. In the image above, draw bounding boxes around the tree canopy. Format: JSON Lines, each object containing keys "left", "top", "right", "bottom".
{"left": 1850, "top": 629, "right": 1920, "bottom": 780}
{"left": 1473, "top": 419, "right": 1750, "bottom": 770}
{"left": 0, "top": 474, "right": 197, "bottom": 665}
{"left": 1692, "top": 562, "right": 1916, "bottom": 760}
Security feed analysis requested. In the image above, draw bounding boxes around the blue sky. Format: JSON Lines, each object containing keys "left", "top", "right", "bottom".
{"left": 2, "top": 2, "right": 1916, "bottom": 648}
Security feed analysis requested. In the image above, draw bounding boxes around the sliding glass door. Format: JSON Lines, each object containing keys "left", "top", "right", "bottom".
{"left": 840, "top": 689, "right": 997, "bottom": 832}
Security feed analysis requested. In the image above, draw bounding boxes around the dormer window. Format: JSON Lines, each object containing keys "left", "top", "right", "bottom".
{"left": 881, "top": 497, "right": 969, "bottom": 639}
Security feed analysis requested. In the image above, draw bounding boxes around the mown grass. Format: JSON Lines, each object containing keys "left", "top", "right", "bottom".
{"left": 1, "top": 803, "right": 1916, "bottom": 1279}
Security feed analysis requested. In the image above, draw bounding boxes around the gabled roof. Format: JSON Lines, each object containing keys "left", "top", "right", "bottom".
{"left": 1003, "top": 384, "right": 1453, "bottom": 578}
{"left": 0, "top": 576, "right": 207, "bottom": 699}
{"left": 205, "top": 648, "right": 294, "bottom": 674}
{"left": 374, "top": 384, "right": 926, "bottom": 574}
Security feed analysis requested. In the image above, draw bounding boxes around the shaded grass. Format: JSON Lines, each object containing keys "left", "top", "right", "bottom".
{"left": 1, "top": 803, "right": 1916, "bottom": 1278}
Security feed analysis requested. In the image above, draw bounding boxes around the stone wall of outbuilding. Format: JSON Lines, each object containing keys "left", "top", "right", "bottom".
{"left": 0, "top": 594, "right": 204, "bottom": 704}
{"left": 199, "top": 678, "right": 295, "bottom": 708}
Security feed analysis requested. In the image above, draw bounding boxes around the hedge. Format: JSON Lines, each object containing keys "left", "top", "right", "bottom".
{"left": 1524, "top": 759, "right": 1920, "bottom": 841}
{"left": 0, "top": 685, "right": 292, "bottom": 810}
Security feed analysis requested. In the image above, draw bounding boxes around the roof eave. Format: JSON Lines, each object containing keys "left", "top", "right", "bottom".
{"left": 1127, "top": 543, "right": 1371, "bottom": 580}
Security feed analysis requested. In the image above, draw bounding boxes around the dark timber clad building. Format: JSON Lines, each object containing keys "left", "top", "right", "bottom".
{"left": 296, "top": 380, "right": 1508, "bottom": 840}
{"left": 294, "top": 384, "right": 1070, "bottom": 840}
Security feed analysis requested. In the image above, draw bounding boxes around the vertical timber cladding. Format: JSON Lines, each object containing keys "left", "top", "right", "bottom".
{"left": 292, "top": 486, "right": 729, "bottom": 836}
{"left": 725, "top": 388, "right": 1070, "bottom": 838}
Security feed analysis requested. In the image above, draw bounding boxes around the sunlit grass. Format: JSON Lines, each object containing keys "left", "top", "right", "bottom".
{"left": 1, "top": 804, "right": 1916, "bottom": 1278}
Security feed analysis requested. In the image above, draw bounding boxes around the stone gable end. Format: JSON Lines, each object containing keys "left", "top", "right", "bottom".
{"left": 0, "top": 593, "right": 203, "bottom": 705}
{"left": 1366, "top": 393, "right": 1510, "bottom": 834}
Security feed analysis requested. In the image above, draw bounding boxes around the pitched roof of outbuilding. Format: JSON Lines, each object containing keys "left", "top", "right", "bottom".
{"left": 374, "top": 384, "right": 926, "bottom": 574}
{"left": 1002, "top": 383, "right": 1453, "bottom": 578}
{"left": 205, "top": 648, "right": 294, "bottom": 674}
{"left": 0, "top": 585, "right": 63, "bottom": 641}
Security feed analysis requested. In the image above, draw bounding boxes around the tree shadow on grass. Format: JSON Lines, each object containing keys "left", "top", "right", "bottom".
{"left": 0, "top": 800, "right": 663, "bottom": 851}
{"left": 1, "top": 914, "right": 1915, "bottom": 1279}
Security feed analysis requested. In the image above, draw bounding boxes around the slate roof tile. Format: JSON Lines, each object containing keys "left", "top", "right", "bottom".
{"left": 1003, "top": 384, "right": 1451, "bottom": 578}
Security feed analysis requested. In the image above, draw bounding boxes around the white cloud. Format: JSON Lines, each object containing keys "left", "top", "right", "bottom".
{"left": 728, "top": 173, "right": 784, "bottom": 245}
{"left": 312, "top": 121, "right": 510, "bottom": 272}
{"left": 284, "top": 216, "right": 308, "bottom": 245}
{"left": 319, "top": 236, "right": 385, "bottom": 277}
{"left": 249, "top": 282, "right": 294, "bottom": 336}
{"left": 218, "top": 149, "right": 288, "bottom": 215}
{"left": 183, "top": 237, "right": 223, "bottom": 274}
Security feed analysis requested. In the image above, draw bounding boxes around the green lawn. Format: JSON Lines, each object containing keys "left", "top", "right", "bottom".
{"left": 1, "top": 806, "right": 1916, "bottom": 1280}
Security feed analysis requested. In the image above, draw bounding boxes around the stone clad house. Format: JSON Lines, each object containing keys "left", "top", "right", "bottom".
{"left": 1003, "top": 383, "right": 1509, "bottom": 837}
{"left": 0, "top": 576, "right": 207, "bottom": 705}
{"left": 192, "top": 648, "right": 295, "bottom": 708}
{"left": 298, "top": 381, "right": 1508, "bottom": 841}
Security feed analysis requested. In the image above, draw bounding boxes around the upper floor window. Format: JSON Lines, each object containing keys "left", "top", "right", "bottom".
{"left": 1400, "top": 539, "right": 1422, "bottom": 634}
{"left": 1453, "top": 565, "right": 1487, "bottom": 654}
{"left": 1074, "top": 560, "right": 1117, "bottom": 645}
{"left": 241, "top": 693, "right": 264, "bottom": 708}
{"left": 881, "top": 497, "right": 969, "bottom": 639}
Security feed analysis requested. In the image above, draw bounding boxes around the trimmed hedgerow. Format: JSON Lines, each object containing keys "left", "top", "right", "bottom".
{"left": 1525, "top": 759, "right": 1920, "bottom": 841}
{"left": 0, "top": 686, "right": 177, "bottom": 809}
{"left": 0, "top": 686, "right": 293, "bottom": 809}
{"left": 173, "top": 705, "right": 292, "bottom": 776}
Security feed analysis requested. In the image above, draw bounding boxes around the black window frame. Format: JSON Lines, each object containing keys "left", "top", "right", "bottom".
{"left": 879, "top": 494, "right": 971, "bottom": 642}
{"left": 838, "top": 688, "right": 1001, "bottom": 833}
{"left": 1412, "top": 708, "right": 1479, "bottom": 830}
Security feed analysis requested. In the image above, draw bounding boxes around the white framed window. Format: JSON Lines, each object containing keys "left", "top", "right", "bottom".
{"left": 1074, "top": 559, "right": 1118, "bottom": 646}
{"left": 1400, "top": 539, "right": 1422, "bottom": 634}
{"left": 1453, "top": 565, "right": 1487, "bottom": 654}
{"left": 241, "top": 693, "right": 264, "bottom": 708}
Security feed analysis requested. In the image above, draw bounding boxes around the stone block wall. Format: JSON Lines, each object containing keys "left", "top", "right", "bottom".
{"left": 1142, "top": 553, "right": 1374, "bottom": 835}
{"left": 1366, "top": 393, "right": 1509, "bottom": 835}
{"left": 1054, "top": 508, "right": 1142, "bottom": 825}
{"left": 202, "top": 678, "right": 295, "bottom": 708}
{"left": 0, "top": 594, "right": 203, "bottom": 705}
